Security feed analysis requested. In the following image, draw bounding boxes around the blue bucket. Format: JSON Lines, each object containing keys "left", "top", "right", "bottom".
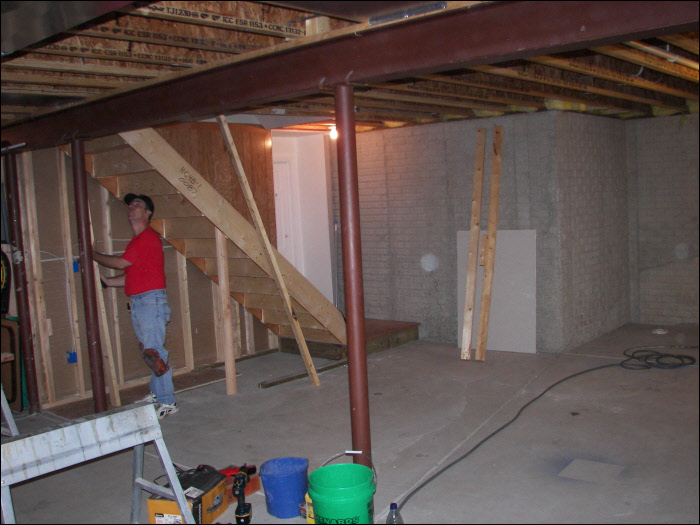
{"left": 260, "top": 457, "right": 309, "bottom": 518}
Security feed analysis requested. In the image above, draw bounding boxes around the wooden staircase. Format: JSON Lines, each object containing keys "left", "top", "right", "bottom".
{"left": 82, "top": 129, "right": 347, "bottom": 350}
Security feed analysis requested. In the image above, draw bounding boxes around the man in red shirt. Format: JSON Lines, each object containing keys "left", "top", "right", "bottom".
{"left": 93, "top": 193, "right": 177, "bottom": 419}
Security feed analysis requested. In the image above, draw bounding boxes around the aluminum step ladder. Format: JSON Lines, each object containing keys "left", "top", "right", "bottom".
{"left": 0, "top": 382, "right": 19, "bottom": 437}
{"left": 1, "top": 402, "right": 195, "bottom": 524}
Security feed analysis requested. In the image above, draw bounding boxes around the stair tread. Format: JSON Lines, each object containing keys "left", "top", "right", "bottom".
{"left": 87, "top": 133, "right": 346, "bottom": 346}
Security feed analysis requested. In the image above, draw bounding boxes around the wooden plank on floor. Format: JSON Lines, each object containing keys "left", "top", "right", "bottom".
{"left": 259, "top": 359, "right": 348, "bottom": 389}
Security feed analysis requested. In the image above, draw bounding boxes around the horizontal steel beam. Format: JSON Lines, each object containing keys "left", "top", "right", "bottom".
{"left": 2, "top": 1, "right": 697, "bottom": 150}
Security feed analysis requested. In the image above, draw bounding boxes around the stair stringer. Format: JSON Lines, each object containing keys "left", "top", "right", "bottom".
{"left": 97, "top": 128, "right": 347, "bottom": 346}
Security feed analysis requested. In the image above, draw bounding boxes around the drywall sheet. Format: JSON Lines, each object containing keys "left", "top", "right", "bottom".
{"left": 457, "top": 230, "right": 536, "bottom": 353}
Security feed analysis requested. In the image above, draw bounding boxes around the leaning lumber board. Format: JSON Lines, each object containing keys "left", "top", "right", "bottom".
{"left": 461, "top": 129, "right": 486, "bottom": 360}
{"left": 475, "top": 127, "right": 504, "bottom": 361}
{"left": 216, "top": 115, "right": 319, "bottom": 387}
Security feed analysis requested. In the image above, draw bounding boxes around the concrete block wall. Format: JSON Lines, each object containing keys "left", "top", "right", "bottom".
{"left": 626, "top": 113, "right": 699, "bottom": 324}
{"left": 330, "top": 110, "right": 698, "bottom": 353}
{"left": 555, "top": 113, "right": 630, "bottom": 349}
{"left": 333, "top": 112, "right": 566, "bottom": 347}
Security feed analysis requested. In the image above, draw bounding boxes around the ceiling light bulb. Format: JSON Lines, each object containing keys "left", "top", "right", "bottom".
{"left": 330, "top": 126, "right": 338, "bottom": 140}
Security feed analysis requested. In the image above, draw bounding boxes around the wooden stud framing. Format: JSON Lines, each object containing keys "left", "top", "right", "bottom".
{"left": 232, "top": 301, "right": 242, "bottom": 360}
{"left": 460, "top": 129, "right": 486, "bottom": 360}
{"left": 99, "top": 185, "right": 125, "bottom": 386}
{"left": 209, "top": 280, "right": 222, "bottom": 363}
{"left": 176, "top": 251, "right": 195, "bottom": 371}
{"left": 244, "top": 310, "right": 256, "bottom": 356}
{"left": 19, "top": 152, "right": 54, "bottom": 403}
{"left": 475, "top": 127, "right": 504, "bottom": 362}
{"left": 215, "top": 228, "right": 238, "bottom": 395}
{"left": 215, "top": 115, "right": 319, "bottom": 387}
{"left": 88, "top": 208, "right": 121, "bottom": 407}
{"left": 57, "top": 150, "right": 86, "bottom": 396}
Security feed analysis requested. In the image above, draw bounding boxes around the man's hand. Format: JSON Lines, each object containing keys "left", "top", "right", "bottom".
{"left": 99, "top": 274, "right": 126, "bottom": 288}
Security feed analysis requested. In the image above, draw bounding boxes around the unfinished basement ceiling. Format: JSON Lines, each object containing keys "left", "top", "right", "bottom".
{"left": 1, "top": 1, "right": 698, "bottom": 145}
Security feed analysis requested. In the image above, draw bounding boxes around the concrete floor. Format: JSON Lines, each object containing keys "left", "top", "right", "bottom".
{"left": 3, "top": 323, "right": 698, "bottom": 524}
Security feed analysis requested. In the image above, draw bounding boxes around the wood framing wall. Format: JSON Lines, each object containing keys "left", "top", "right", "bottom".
{"left": 16, "top": 123, "right": 276, "bottom": 407}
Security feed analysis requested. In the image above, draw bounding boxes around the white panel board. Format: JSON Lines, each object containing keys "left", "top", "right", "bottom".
{"left": 457, "top": 230, "right": 536, "bottom": 353}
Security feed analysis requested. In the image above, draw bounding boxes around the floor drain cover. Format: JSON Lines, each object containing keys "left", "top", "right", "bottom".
{"left": 558, "top": 459, "right": 624, "bottom": 483}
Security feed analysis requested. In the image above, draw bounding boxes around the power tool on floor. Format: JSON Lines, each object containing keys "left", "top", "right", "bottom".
{"left": 233, "top": 464, "right": 256, "bottom": 524}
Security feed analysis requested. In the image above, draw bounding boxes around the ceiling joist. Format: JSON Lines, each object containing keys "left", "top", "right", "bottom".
{"left": 2, "top": 1, "right": 698, "bottom": 150}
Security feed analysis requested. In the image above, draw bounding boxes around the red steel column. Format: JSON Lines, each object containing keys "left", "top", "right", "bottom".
{"left": 335, "top": 83, "right": 372, "bottom": 467}
{"left": 71, "top": 139, "right": 108, "bottom": 413}
{"left": 3, "top": 152, "right": 41, "bottom": 414}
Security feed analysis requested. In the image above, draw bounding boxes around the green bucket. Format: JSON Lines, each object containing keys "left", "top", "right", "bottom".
{"left": 308, "top": 452, "right": 376, "bottom": 525}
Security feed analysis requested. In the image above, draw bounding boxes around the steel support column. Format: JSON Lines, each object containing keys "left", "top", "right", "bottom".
{"left": 71, "top": 139, "right": 108, "bottom": 413}
{"left": 335, "top": 83, "right": 372, "bottom": 467}
{"left": 2, "top": 152, "right": 40, "bottom": 414}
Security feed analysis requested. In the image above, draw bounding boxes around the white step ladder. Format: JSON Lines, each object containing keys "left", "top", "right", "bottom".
{"left": 0, "top": 384, "right": 19, "bottom": 437}
{"left": 1, "top": 402, "right": 195, "bottom": 524}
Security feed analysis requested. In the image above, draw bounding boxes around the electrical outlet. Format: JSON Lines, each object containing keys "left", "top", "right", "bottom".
{"left": 66, "top": 351, "right": 77, "bottom": 363}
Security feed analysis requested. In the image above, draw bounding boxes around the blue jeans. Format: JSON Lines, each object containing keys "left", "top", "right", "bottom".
{"left": 130, "top": 289, "right": 175, "bottom": 405}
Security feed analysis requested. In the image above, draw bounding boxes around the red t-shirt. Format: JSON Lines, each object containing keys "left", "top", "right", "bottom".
{"left": 122, "top": 227, "right": 166, "bottom": 297}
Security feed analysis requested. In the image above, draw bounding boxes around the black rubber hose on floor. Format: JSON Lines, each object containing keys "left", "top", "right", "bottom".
{"left": 396, "top": 344, "right": 698, "bottom": 513}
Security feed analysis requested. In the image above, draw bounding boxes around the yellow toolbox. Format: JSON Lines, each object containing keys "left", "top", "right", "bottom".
{"left": 148, "top": 465, "right": 228, "bottom": 524}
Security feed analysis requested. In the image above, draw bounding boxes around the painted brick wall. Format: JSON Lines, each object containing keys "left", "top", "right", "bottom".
{"left": 334, "top": 112, "right": 567, "bottom": 347}
{"left": 555, "top": 113, "right": 630, "bottom": 349}
{"left": 626, "top": 114, "right": 699, "bottom": 324}
{"left": 330, "top": 110, "right": 698, "bottom": 352}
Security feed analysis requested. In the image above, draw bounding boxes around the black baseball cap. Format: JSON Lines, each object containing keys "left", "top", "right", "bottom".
{"left": 124, "top": 193, "right": 154, "bottom": 215}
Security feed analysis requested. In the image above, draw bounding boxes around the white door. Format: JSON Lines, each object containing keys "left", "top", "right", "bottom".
{"left": 272, "top": 132, "right": 335, "bottom": 304}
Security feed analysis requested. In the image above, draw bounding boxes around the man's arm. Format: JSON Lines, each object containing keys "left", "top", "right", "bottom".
{"left": 93, "top": 250, "right": 132, "bottom": 270}
{"left": 100, "top": 274, "right": 126, "bottom": 288}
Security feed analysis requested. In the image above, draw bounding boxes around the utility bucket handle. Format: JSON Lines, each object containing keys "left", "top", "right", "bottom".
{"left": 320, "top": 450, "right": 377, "bottom": 485}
